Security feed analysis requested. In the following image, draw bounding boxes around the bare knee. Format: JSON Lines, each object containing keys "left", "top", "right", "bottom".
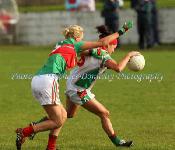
{"left": 53, "top": 109, "right": 67, "bottom": 128}
{"left": 51, "top": 120, "right": 61, "bottom": 129}
{"left": 58, "top": 108, "right": 67, "bottom": 126}
{"left": 66, "top": 107, "right": 77, "bottom": 118}
{"left": 62, "top": 109, "right": 67, "bottom": 123}
{"left": 67, "top": 114, "right": 73, "bottom": 118}
{"left": 66, "top": 97, "right": 78, "bottom": 119}
{"left": 67, "top": 112, "right": 76, "bottom": 118}
{"left": 98, "top": 109, "right": 110, "bottom": 119}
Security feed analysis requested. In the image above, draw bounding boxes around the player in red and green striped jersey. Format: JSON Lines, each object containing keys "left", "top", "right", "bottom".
{"left": 64, "top": 25, "right": 139, "bottom": 148}
{"left": 15, "top": 22, "right": 133, "bottom": 150}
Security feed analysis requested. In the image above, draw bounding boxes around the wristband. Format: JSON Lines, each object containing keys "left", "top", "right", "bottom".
{"left": 89, "top": 49, "right": 93, "bottom": 56}
{"left": 118, "top": 29, "right": 124, "bottom": 36}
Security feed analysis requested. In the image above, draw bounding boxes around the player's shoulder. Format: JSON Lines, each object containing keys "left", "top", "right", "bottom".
{"left": 94, "top": 47, "right": 109, "bottom": 55}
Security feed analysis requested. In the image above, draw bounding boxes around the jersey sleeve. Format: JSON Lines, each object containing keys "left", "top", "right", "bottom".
{"left": 101, "top": 52, "right": 113, "bottom": 66}
{"left": 74, "top": 41, "right": 84, "bottom": 54}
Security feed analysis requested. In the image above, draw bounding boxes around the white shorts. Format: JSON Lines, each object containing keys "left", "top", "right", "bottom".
{"left": 65, "top": 89, "right": 95, "bottom": 105}
{"left": 31, "top": 74, "right": 61, "bottom": 106}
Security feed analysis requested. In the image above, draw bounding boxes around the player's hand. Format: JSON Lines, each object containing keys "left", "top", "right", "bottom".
{"left": 122, "top": 20, "right": 133, "bottom": 31}
{"left": 118, "top": 20, "right": 133, "bottom": 36}
{"left": 127, "top": 51, "right": 140, "bottom": 58}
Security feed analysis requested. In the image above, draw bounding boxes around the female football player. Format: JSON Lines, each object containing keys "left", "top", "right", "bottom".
{"left": 16, "top": 22, "right": 133, "bottom": 150}
{"left": 65, "top": 25, "right": 140, "bottom": 147}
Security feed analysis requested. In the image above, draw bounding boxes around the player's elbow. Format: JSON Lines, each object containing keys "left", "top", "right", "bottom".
{"left": 115, "top": 68, "right": 122, "bottom": 73}
{"left": 115, "top": 66, "right": 122, "bottom": 73}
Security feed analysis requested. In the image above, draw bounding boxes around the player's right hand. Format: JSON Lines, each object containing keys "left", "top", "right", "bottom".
{"left": 127, "top": 51, "right": 140, "bottom": 58}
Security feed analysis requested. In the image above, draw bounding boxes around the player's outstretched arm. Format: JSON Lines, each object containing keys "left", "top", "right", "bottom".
{"left": 80, "top": 49, "right": 108, "bottom": 59}
{"left": 80, "top": 21, "right": 133, "bottom": 51}
{"left": 105, "top": 51, "right": 140, "bottom": 72}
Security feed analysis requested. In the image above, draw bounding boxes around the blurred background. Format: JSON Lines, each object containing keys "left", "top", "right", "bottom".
{"left": 0, "top": 0, "right": 174, "bottom": 47}
{"left": 0, "top": 1, "right": 175, "bottom": 150}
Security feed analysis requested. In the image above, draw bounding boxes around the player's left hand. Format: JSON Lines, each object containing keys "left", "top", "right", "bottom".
{"left": 119, "top": 20, "right": 133, "bottom": 36}
{"left": 123, "top": 20, "right": 133, "bottom": 31}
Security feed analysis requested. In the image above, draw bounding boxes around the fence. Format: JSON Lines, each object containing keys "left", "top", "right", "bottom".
{"left": 15, "top": 9, "right": 175, "bottom": 45}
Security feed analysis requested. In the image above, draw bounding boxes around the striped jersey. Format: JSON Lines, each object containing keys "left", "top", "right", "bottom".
{"left": 36, "top": 38, "right": 84, "bottom": 77}
{"left": 66, "top": 48, "right": 113, "bottom": 91}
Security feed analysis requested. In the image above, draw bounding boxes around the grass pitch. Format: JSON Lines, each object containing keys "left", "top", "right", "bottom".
{"left": 0, "top": 44, "right": 175, "bottom": 150}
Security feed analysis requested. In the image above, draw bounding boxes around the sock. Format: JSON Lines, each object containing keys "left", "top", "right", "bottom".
{"left": 22, "top": 126, "right": 34, "bottom": 137}
{"left": 109, "top": 133, "right": 121, "bottom": 146}
{"left": 47, "top": 134, "right": 58, "bottom": 150}
{"left": 35, "top": 116, "right": 48, "bottom": 124}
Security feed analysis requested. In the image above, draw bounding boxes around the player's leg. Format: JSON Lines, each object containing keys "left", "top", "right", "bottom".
{"left": 28, "top": 116, "right": 49, "bottom": 140}
{"left": 82, "top": 98, "right": 132, "bottom": 147}
{"left": 16, "top": 104, "right": 67, "bottom": 150}
{"left": 27, "top": 106, "right": 66, "bottom": 150}
{"left": 28, "top": 96, "right": 79, "bottom": 126}
{"left": 28, "top": 97, "right": 79, "bottom": 144}
{"left": 15, "top": 104, "right": 67, "bottom": 150}
{"left": 28, "top": 98, "right": 77, "bottom": 140}
{"left": 83, "top": 99, "right": 113, "bottom": 135}
{"left": 66, "top": 96, "right": 80, "bottom": 118}
{"left": 45, "top": 105, "right": 67, "bottom": 150}
{"left": 30, "top": 75, "right": 66, "bottom": 133}
{"left": 28, "top": 97, "right": 76, "bottom": 141}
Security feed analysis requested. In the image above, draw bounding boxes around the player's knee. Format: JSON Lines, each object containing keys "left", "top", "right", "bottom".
{"left": 67, "top": 112, "right": 75, "bottom": 118}
{"left": 99, "top": 109, "right": 110, "bottom": 119}
{"left": 66, "top": 108, "right": 77, "bottom": 118}
{"left": 54, "top": 118, "right": 66, "bottom": 128}
{"left": 53, "top": 120, "right": 63, "bottom": 128}
{"left": 62, "top": 110, "right": 67, "bottom": 123}
{"left": 53, "top": 112, "right": 67, "bottom": 128}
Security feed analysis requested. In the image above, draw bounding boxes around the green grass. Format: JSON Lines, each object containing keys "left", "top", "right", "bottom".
{"left": 19, "top": 5, "right": 65, "bottom": 13}
{"left": 18, "top": 0, "right": 175, "bottom": 13}
{"left": 0, "top": 44, "right": 175, "bottom": 150}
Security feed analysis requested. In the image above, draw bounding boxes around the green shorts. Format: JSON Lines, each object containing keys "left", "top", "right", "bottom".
{"left": 65, "top": 89, "right": 95, "bottom": 105}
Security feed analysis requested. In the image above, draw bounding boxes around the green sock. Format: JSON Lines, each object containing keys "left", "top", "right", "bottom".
{"left": 35, "top": 116, "right": 48, "bottom": 124}
{"left": 109, "top": 134, "right": 121, "bottom": 146}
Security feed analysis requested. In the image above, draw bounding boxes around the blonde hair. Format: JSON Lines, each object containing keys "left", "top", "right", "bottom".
{"left": 63, "top": 25, "right": 84, "bottom": 39}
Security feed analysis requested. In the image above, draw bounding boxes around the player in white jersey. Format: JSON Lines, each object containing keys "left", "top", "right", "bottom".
{"left": 26, "top": 23, "right": 137, "bottom": 149}
{"left": 65, "top": 25, "right": 140, "bottom": 147}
